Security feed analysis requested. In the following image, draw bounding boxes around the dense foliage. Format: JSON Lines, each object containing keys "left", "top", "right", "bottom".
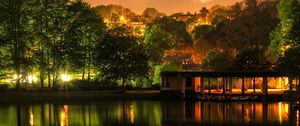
{"left": 0, "top": 0, "right": 299, "bottom": 90}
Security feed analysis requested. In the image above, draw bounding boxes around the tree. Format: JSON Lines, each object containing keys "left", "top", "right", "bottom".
{"left": 65, "top": 0, "right": 105, "bottom": 82}
{"left": 201, "top": 49, "right": 235, "bottom": 71}
{"left": 94, "top": 25, "right": 149, "bottom": 90}
{"left": 192, "top": 25, "right": 216, "bottom": 57}
{"left": 94, "top": 5, "right": 136, "bottom": 20}
{"left": 209, "top": 5, "right": 229, "bottom": 26}
{"left": 277, "top": 46, "right": 300, "bottom": 79}
{"left": 199, "top": 7, "right": 209, "bottom": 22}
{"left": 192, "top": 25, "right": 214, "bottom": 40}
{"left": 142, "top": 8, "right": 165, "bottom": 22}
{"left": 144, "top": 27, "right": 175, "bottom": 65}
{"left": 277, "top": 46, "right": 300, "bottom": 100}
{"left": 0, "top": 0, "right": 33, "bottom": 88}
{"left": 233, "top": 47, "right": 271, "bottom": 71}
{"left": 219, "top": 0, "right": 278, "bottom": 50}
{"left": 152, "top": 17, "right": 193, "bottom": 47}
{"left": 269, "top": 0, "right": 300, "bottom": 60}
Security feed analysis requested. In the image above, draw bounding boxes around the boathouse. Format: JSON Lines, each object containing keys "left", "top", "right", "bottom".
{"left": 160, "top": 71, "right": 299, "bottom": 97}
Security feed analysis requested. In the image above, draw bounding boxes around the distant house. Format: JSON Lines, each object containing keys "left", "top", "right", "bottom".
{"left": 170, "top": 13, "right": 195, "bottom": 21}
{"left": 163, "top": 48, "right": 201, "bottom": 71}
{"left": 160, "top": 71, "right": 297, "bottom": 97}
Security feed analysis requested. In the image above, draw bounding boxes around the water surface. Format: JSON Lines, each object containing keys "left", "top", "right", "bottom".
{"left": 0, "top": 101, "right": 298, "bottom": 126}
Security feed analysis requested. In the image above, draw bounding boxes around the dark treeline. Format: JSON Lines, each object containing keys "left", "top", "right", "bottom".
{"left": 0, "top": 0, "right": 299, "bottom": 90}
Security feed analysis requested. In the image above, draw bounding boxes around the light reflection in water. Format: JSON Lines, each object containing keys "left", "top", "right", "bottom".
{"left": 130, "top": 105, "right": 135, "bottom": 124}
{"left": 29, "top": 111, "right": 34, "bottom": 126}
{"left": 60, "top": 105, "right": 68, "bottom": 126}
{"left": 0, "top": 101, "right": 297, "bottom": 126}
{"left": 297, "top": 110, "right": 299, "bottom": 126}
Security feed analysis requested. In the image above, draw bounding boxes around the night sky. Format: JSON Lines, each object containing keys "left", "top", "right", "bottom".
{"left": 86, "top": 0, "right": 242, "bottom": 14}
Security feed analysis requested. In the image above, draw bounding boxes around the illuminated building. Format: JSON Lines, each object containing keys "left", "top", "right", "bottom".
{"left": 160, "top": 71, "right": 296, "bottom": 97}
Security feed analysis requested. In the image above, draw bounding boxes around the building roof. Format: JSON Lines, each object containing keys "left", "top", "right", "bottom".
{"left": 161, "top": 71, "right": 286, "bottom": 77}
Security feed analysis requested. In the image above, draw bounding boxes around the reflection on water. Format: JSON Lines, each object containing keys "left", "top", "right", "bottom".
{"left": 0, "top": 101, "right": 298, "bottom": 126}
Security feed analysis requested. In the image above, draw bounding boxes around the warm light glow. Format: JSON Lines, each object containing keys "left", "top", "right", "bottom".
{"left": 30, "top": 112, "right": 34, "bottom": 126}
{"left": 28, "top": 75, "right": 38, "bottom": 83}
{"left": 285, "top": 77, "right": 289, "bottom": 85}
{"left": 297, "top": 110, "right": 300, "bottom": 126}
{"left": 195, "top": 102, "right": 201, "bottom": 122}
{"left": 279, "top": 102, "right": 282, "bottom": 123}
{"left": 13, "top": 74, "right": 21, "bottom": 80}
{"left": 60, "top": 105, "right": 68, "bottom": 126}
{"left": 130, "top": 105, "right": 135, "bottom": 123}
{"left": 120, "top": 16, "right": 125, "bottom": 21}
{"left": 284, "top": 104, "right": 289, "bottom": 113}
{"left": 61, "top": 74, "right": 71, "bottom": 81}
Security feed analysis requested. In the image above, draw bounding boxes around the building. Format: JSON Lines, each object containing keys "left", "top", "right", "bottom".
{"left": 171, "top": 13, "right": 195, "bottom": 21}
{"left": 160, "top": 71, "right": 298, "bottom": 97}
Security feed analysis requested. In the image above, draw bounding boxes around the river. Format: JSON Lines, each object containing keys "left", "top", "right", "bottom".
{"left": 0, "top": 101, "right": 298, "bottom": 126}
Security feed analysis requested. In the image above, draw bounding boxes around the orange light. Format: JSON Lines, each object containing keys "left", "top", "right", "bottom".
{"left": 130, "top": 105, "right": 135, "bottom": 123}
{"left": 120, "top": 16, "right": 125, "bottom": 21}
{"left": 30, "top": 112, "right": 34, "bottom": 126}
{"left": 60, "top": 105, "right": 68, "bottom": 126}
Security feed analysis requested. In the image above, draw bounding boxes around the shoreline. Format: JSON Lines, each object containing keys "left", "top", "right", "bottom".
{"left": 0, "top": 90, "right": 161, "bottom": 103}
{"left": 0, "top": 90, "right": 288, "bottom": 103}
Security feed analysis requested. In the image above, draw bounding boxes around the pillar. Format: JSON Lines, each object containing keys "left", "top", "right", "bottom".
{"left": 223, "top": 77, "right": 226, "bottom": 95}
{"left": 208, "top": 77, "right": 211, "bottom": 94}
{"left": 161, "top": 76, "right": 164, "bottom": 88}
{"left": 289, "top": 77, "right": 292, "bottom": 91}
{"left": 253, "top": 77, "right": 256, "bottom": 93}
{"left": 182, "top": 77, "right": 186, "bottom": 97}
{"left": 229, "top": 77, "right": 232, "bottom": 94}
{"left": 201, "top": 77, "right": 205, "bottom": 94}
{"left": 242, "top": 77, "right": 245, "bottom": 95}
{"left": 225, "top": 77, "right": 228, "bottom": 93}
{"left": 262, "top": 77, "right": 268, "bottom": 96}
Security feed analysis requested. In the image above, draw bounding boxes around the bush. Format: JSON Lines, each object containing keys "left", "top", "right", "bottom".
{"left": 283, "top": 90, "right": 298, "bottom": 102}
{"left": 65, "top": 80, "right": 120, "bottom": 90}
{"left": 0, "top": 84, "right": 9, "bottom": 91}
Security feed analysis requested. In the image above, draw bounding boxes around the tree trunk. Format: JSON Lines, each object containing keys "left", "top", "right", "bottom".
{"left": 47, "top": 64, "right": 51, "bottom": 88}
{"left": 40, "top": 66, "right": 44, "bottom": 88}
{"left": 16, "top": 69, "right": 21, "bottom": 89}
{"left": 122, "top": 78, "right": 125, "bottom": 92}
{"left": 82, "top": 68, "right": 85, "bottom": 81}
{"left": 47, "top": 50, "right": 51, "bottom": 88}
{"left": 40, "top": 25, "right": 45, "bottom": 88}
{"left": 82, "top": 52, "right": 86, "bottom": 81}
{"left": 87, "top": 46, "right": 91, "bottom": 82}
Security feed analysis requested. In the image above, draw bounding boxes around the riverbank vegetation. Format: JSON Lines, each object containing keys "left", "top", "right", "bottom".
{"left": 0, "top": 0, "right": 299, "bottom": 91}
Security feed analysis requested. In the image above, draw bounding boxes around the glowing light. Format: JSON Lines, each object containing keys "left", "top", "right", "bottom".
{"left": 60, "top": 105, "right": 68, "bottom": 126}
{"left": 120, "top": 16, "right": 125, "bottom": 21}
{"left": 279, "top": 102, "right": 282, "bottom": 123}
{"left": 28, "top": 75, "right": 38, "bottom": 83}
{"left": 30, "top": 112, "right": 34, "bottom": 126}
{"left": 130, "top": 105, "right": 135, "bottom": 124}
{"left": 284, "top": 104, "right": 289, "bottom": 113}
{"left": 13, "top": 74, "right": 20, "bottom": 80}
{"left": 61, "top": 74, "right": 71, "bottom": 81}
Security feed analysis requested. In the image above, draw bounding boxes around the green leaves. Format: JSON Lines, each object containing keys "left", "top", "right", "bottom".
{"left": 201, "top": 49, "right": 235, "bottom": 71}
{"left": 94, "top": 26, "right": 149, "bottom": 85}
{"left": 144, "top": 27, "right": 174, "bottom": 65}
{"left": 269, "top": 0, "right": 300, "bottom": 60}
{"left": 277, "top": 46, "right": 300, "bottom": 77}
